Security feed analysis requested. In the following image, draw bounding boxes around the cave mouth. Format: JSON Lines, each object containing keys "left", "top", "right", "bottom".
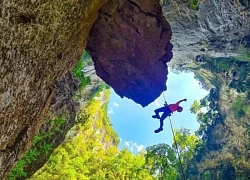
{"left": 107, "top": 69, "right": 209, "bottom": 153}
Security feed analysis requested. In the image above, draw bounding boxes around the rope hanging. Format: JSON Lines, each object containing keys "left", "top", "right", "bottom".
{"left": 162, "top": 91, "right": 166, "bottom": 102}
{"left": 169, "top": 117, "right": 186, "bottom": 180}
{"left": 162, "top": 91, "right": 186, "bottom": 179}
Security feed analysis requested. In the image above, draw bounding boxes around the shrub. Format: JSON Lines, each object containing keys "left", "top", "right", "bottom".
{"left": 72, "top": 51, "right": 91, "bottom": 91}
{"left": 190, "top": 0, "right": 200, "bottom": 10}
{"left": 8, "top": 116, "right": 66, "bottom": 179}
{"left": 232, "top": 95, "right": 247, "bottom": 119}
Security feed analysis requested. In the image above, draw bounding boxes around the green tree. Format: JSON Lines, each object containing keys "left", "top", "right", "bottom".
{"left": 173, "top": 129, "right": 200, "bottom": 164}
{"left": 30, "top": 90, "right": 153, "bottom": 180}
{"left": 145, "top": 143, "right": 179, "bottom": 180}
{"left": 190, "top": 100, "right": 201, "bottom": 114}
{"left": 232, "top": 95, "right": 248, "bottom": 119}
{"left": 72, "top": 51, "right": 90, "bottom": 92}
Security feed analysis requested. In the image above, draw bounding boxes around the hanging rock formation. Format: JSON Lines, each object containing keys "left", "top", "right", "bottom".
{"left": 87, "top": 0, "right": 173, "bottom": 107}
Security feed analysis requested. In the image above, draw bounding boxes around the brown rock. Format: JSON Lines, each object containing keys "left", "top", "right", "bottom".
{"left": 0, "top": 0, "right": 107, "bottom": 178}
{"left": 87, "top": 0, "right": 173, "bottom": 107}
{"left": 22, "top": 72, "right": 80, "bottom": 178}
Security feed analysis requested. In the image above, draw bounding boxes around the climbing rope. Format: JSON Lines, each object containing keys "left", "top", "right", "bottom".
{"left": 162, "top": 91, "right": 166, "bottom": 102}
{"left": 169, "top": 116, "right": 186, "bottom": 180}
{"left": 162, "top": 91, "right": 186, "bottom": 179}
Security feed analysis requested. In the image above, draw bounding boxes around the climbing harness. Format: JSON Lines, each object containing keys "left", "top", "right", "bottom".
{"left": 169, "top": 116, "right": 186, "bottom": 180}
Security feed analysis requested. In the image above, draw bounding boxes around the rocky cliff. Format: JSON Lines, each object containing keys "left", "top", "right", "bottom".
{"left": 0, "top": 0, "right": 172, "bottom": 178}
{"left": 162, "top": 0, "right": 250, "bottom": 66}
{"left": 184, "top": 56, "right": 250, "bottom": 179}
{"left": 15, "top": 72, "right": 80, "bottom": 179}
{"left": 0, "top": 1, "right": 107, "bottom": 179}
{"left": 159, "top": 0, "right": 250, "bottom": 178}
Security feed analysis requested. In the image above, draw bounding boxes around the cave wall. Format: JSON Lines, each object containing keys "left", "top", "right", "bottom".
{"left": 20, "top": 72, "right": 80, "bottom": 178}
{"left": 0, "top": 1, "right": 107, "bottom": 178}
{"left": 159, "top": 0, "right": 250, "bottom": 178}
{"left": 185, "top": 57, "right": 250, "bottom": 179}
{"left": 163, "top": 0, "right": 250, "bottom": 66}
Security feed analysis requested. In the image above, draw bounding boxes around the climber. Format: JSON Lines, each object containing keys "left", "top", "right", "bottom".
{"left": 152, "top": 98, "right": 187, "bottom": 133}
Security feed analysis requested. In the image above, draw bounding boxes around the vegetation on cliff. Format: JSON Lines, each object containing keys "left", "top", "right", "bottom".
{"left": 72, "top": 51, "right": 91, "bottom": 92}
{"left": 29, "top": 90, "right": 152, "bottom": 180}
{"left": 8, "top": 117, "right": 66, "bottom": 180}
{"left": 23, "top": 88, "right": 199, "bottom": 180}
{"left": 10, "top": 52, "right": 250, "bottom": 180}
{"left": 8, "top": 52, "right": 92, "bottom": 179}
{"left": 189, "top": 0, "right": 200, "bottom": 10}
{"left": 186, "top": 56, "right": 250, "bottom": 179}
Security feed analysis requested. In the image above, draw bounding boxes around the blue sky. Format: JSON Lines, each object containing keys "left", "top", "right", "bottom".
{"left": 108, "top": 70, "right": 208, "bottom": 154}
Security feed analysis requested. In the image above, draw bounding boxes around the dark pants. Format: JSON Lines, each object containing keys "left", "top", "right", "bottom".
{"left": 154, "top": 106, "right": 172, "bottom": 129}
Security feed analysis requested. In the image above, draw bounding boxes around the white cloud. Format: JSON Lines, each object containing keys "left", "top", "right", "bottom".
{"left": 125, "top": 141, "right": 130, "bottom": 147}
{"left": 124, "top": 141, "right": 144, "bottom": 153}
{"left": 136, "top": 145, "right": 144, "bottom": 152}
{"left": 108, "top": 108, "right": 114, "bottom": 114}
{"left": 113, "top": 102, "right": 119, "bottom": 107}
{"left": 154, "top": 99, "right": 161, "bottom": 107}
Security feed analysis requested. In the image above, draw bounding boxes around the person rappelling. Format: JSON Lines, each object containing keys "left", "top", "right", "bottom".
{"left": 152, "top": 98, "right": 187, "bottom": 133}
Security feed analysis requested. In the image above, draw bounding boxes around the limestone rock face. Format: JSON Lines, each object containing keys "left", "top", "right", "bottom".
{"left": 0, "top": 0, "right": 107, "bottom": 178}
{"left": 163, "top": 0, "right": 250, "bottom": 65}
{"left": 87, "top": 0, "right": 173, "bottom": 107}
{"left": 23, "top": 72, "right": 79, "bottom": 178}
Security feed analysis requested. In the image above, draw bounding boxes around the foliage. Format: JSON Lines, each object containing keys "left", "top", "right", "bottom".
{"left": 27, "top": 90, "right": 203, "bottom": 180}
{"left": 72, "top": 51, "right": 91, "bottom": 92}
{"left": 9, "top": 88, "right": 202, "bottom": 180}
{"left": 75, "top": 109, "right": 89, "bottom": 124}
{"left": 238, "top": 52, "right": 250, "bottom": 62}
{"left": 200, "top": 96, "right": 209, "bottom": 107}
{"left": 144, "top": 129, "right": 200, "bottom": 180}
{"left": 8, "top": 160, "right": 27, "bottom": 180}
{"left": 53, "top": 117, "right": 66, "bottom": 132}
{"left": 229, "top": 61, "right": 250, "bottom": 93}
{"left": 145, "top": 143, "right": 178, "bottom": 180}
{"left": 192, "top": 70, "right": 210, "bottom": 90}
{"left": 8, "top": 117, "right": 66, "bottom": 179}
{"left": 173, "top": 128, "right": 200, "bottom": 159}
{"left": 196, "top": 55, "right": 250, "bottom": 93}
{"left": 173, "top": 128, "right": 201, "bottom": 179}
{"left": 190, "top": 88, "right": 222, "bottom": 138}
{"left": 200, "top": 57, "right": 235, "bottom": 73}
{"left": 237, "top": 44, "right": 250, "bottom": 62}
{"left": 30, "top": 90, "right": 152, "bottom": 180}
{"left": 89, "top": 84, "right": 110, "bottom": 101}
{"left": 187, "top": 54, "right": 250, "bottom": 178}
{"left": 189, "top": 0, "right": 200, "bottom": 10}
{"left": 231, "top": 95, "right": 248, "bottom": 119}
{"left": 190, "top": 100, "right": 201, "bottom": 114}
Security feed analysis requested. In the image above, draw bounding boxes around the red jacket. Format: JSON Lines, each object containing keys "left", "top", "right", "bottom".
{"left": 168, "top": 101, "right": 180, "bottom": 112}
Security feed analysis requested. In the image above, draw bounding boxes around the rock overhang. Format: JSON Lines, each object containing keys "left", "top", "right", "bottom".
{"left": 87, "top": 0, "right": 173, "bottom": 107}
